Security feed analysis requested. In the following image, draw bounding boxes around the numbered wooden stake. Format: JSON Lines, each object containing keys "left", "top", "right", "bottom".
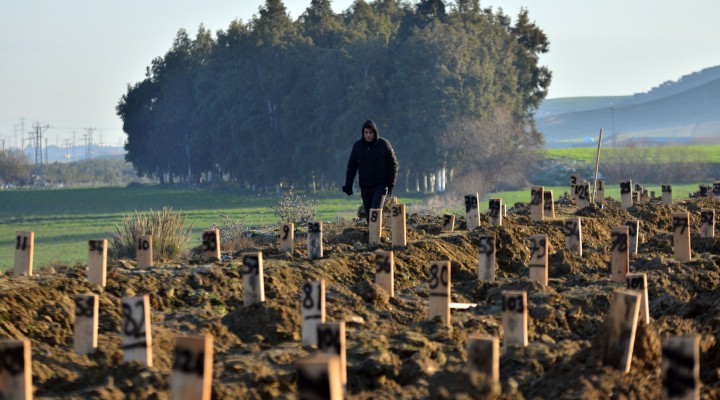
{"left": 611, "top": 226, "right": 630, "bottom": 282}
{"left": 136, "top": 235, "right": 153, "bottom": 268}
{"left": 662, "top": 335, "right": 700, "bottom": 400}
{"left": 375, "top": 251, "right": 394, "bottom": 297}
{"left": 543, "top": 190, "right": 555, "bottom": 218}
{"left": 699, "top": 185, "right": 709, "bottom": 197}
{"left": 596, "top": 179, "right": 606, "bottom": 201}
{"left": 502, "top": 204, "right": 507, "bottom": 217}
{"left": 428, "top": 261, "right": 451, "bottom": 326}
{"left": 577, "top": 181, "right": 591, "bottom": 209}
{"left": 530, "top": 186, "right": 544, "bottom": 221}
{"left": 301, "top": 280, "right": 325, "bottom": 346}
{"left": 317, "top": 322, "right": 347, "bottom": 386}
{"left": 662, "top": 184, "right": 673, "bottom": 205}
{"left": 13, "top": 231, "right": 34, "bottom": 276}
{"left": 368, "top": 208, "right": 382, "bottom": 244}
{"left": 528, "top": 235, "right": 548, "bottom": 286}
{"left": 672, "top": 212, "right": 691, "bottom": 262}
{"left": 172, "top": 335, "right": 213, "bottom": 400}
{"left": 295, "top": 353, "right": 343, "bottom": 400}
{"left": 564, "top": 217, "right": 582, "bottom": 257}
{"left": 391, "top": 203, "right": 407, "bottom": 246}
{"left": 201, "top": 229, "right": 220, "bottom": 261}
{"left": 74, "top": 294, "right": 99, "bottom": 355}
{"left": 467, "top": 335, "right": 499, "bottom": 384}
{"left": 478, "top": 235, "right": 496, "bottom": 281}
{"left": 280, "top": 223, "right": 294, "bottom": 252}
{"left": 88, "top": 239, "right": 107, "bottom": 287}
{"left": 441, "top": 213, "right": 455, "bottom": 232}
{"left": 620, "top": 180, "right": 633, "bottom": 210}
{"left": 465, "top": 193, "right": 480, "bottom": 230}
{"left": 625, "top": 220, "right": 640, "bottom": 255}
{"left": 307, "top": 221, "right": 323, "bottom": 259}
{"left": 700, "top": 209, "right": 715, "bottom": 239}
{"left": 602, "top": 289, "right": 641, "bottom": 373}
{"left": 713, "top": 181, "right": 720, "bottom": 200}
{"left": 0, "top": 339, "right": 31, "bottom": 400}
{"left": 122, "top": 295, "right": 153, "bottom": 367}
{"left": 241, "top": 252, "right": 265, "bottom": 306}
{"left": 488, "top": 199, "right": 502, "bottom": 226}
{"left": 570, "top": 174, "right": 579, "bottom": 203}
{"left": 625, "top": 273, "right": 650, "bottom": 324}
{"left": 502, "top": 291, "right": 528, "bottom": 348}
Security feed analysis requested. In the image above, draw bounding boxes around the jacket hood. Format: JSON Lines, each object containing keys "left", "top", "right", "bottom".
{"left": 361, "top": 120, "right": 379, "bottom": 143}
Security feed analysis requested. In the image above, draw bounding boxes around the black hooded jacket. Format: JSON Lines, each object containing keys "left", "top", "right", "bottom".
{"left": 345, "top": 120, "right": 399, "bottom": 190}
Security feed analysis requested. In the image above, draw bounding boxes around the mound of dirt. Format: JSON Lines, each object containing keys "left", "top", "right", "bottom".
{"left": 1, "top": 196, "right": 720, "bottom": 398}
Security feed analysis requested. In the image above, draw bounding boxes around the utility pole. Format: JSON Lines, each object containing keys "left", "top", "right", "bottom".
{"left": 44, "top": 137, "right": 49, "bottom": 165}
{"left": 98, "top": 130, "right": 103, "bottom": 158}
{"left": 84, "top": 127, "right": 96, "bottom": 160}
{"left": 32, "top": 122, "right": 49, "bottom": 168}
{"left": 63, "top": 139, "right": 72, "bottom": 164}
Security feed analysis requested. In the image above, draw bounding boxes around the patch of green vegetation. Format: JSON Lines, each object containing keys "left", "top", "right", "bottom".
{"left": 545, "top": 145, "right": 720, "bottom": 164}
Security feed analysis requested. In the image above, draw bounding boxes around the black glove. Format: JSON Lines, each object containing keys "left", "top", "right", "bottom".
{"left": 342, "top": 185, "right": 353, "bottom": 196}
{"left": 386, "top": 185, "right": 393, "bottom": 198}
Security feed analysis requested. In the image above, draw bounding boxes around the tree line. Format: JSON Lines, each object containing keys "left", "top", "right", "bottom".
{"left": 117, "top": 0, "right": 551, "bottom": 194}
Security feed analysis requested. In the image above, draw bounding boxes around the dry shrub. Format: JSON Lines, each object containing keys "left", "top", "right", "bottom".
{"left": 110, "top": 207, "right": 193, "bottom": 261}
{"left": 209, "top": 213, "right": 259, "bottom": 252}
{"left": 272, "top": 186, "right": 319, "bottom": 224}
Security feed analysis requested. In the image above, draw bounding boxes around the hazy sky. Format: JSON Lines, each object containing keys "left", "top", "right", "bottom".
{"left": 1, "top": 0, "right": 719, "bottom": 146}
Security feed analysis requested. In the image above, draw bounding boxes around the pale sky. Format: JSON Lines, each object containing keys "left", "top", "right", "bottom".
{"left": 1, "top": 0, "right": 719, "bottom": 147}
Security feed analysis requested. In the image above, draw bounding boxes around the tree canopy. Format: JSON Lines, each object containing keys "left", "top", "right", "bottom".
{"left": 117, "top": 0, "right": 551, "bottom": 191}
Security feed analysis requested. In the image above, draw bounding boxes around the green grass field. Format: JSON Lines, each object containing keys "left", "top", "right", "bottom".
{"left": 545, "top": 145, "right": 720, "bottom": 163}
{"left": 0, "top": 186, "right": 428, "bottom": 270}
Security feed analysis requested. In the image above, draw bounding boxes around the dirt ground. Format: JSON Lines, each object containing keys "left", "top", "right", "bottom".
{"left": 1, "top": 195, "right": 719, "bottom": 399}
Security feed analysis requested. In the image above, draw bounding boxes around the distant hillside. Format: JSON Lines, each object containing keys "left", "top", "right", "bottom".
{"left": 536, "top": 66, "right": 720, "bottom": 147}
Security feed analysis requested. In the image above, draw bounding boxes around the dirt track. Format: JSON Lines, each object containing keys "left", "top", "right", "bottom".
{"left": 1, "top": 196, "right": 719, "bottom": 399}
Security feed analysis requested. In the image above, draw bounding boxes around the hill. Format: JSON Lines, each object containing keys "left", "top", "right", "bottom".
{"left": 537, "top": 66, "right": 720, "bottom": 147}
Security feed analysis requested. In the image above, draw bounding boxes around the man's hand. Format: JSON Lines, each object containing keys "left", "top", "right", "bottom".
{"left": 342, "top": 185, "right": 353, "bottom": 196}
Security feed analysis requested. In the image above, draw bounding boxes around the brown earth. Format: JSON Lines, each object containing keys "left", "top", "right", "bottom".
{"left": 1, "top": 196, "right": 719, "bottom": 399}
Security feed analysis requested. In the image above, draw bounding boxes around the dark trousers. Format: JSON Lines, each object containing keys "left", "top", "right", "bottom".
{"left": 360, "top": 186, "right": 387, "bottom": 222}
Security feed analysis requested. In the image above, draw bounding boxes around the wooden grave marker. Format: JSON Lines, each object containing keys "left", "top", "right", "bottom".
{"left": 488, "top": 199, "right": 502, "bottom": 226}
{"left": 465, "top": 193, "right": 480, "bottom": 230}
{"left": 700, "top": 208, "right": 715, "bottom": 239}
{"left": 295, "top": 353, "right": 343, "bottom": 400}
{"left": 0, "top": 339, "right": 32, "bottom": 400}
{"left": 201, "top": 229, "right": 220, "bottom": 261}
{"left": 564, "top": 217, "right": 582, "bottom": 257}
{"left": 368, "top": 208, "right": 382, "bottom": 244}
{"left": 672, "top": 212, "right": 691, "bottom": 262}
{"left": 611, "top": 226, "right": 630, "bottom": 282}
{"left": 570, "top": 174, "right": 579, "bottom": 203}
{"left": 241, "top": 252, "right": 265, "bottom": 305}
{"left": 467, "top": 335, "right": 499, "bottom": 384}
{"left": 428, "top": 261, "right": 451, "bottom": 326}
{"left": 14, "top": 231, "right": 34, "bottom": 276}
{"left": 543, "top": 190, "right": 555, "bottom": 218}
{"left": 662, "top": 335, "right": 700, "bottom": 400}
{"left": 172, "top": 335, "right": 213, "bottom": 400}
{"left": 122, "top": 295, "right": 153, "bottom": 367}
{"left": 136, "top": 235, "right": 153, "bottom": 268}
{"left": 307, "top": 221, "right": 323, "bottom": 259}
{"left": 626, "top": 273, "right": 650, "bottom": 325}
{"left": 528, "top": 235, "right": 548, "bottom": 286}
{"left": 301, "top": 280, "right": 326, "bottom": 346}
{"left": 596, "top": 179, "right": 606, "bottom": 202}
{"left": 88, "top": 239, "right": 107, "bottom": 287}
{"left": 635, "top": 183, "right": 643, "bottom": 200}
{"left": 375, "top": 250, "right": 394, "bottom": 297}
{"left": 502, "top": 204, "right": 507, "bottom": 217}
{"left": 530, "top": 186, "right": 544, "bottom": 222}
{"left": 577, "top": 180, "right": 591, "bottom": 209}
{"left": 625, "top": 220, "right": 640, "bottom": 255}
{"left": 662, "top": 184, "right": 672, "bottom": 205}
{"left": 643, "top": 189, "right": 649, "bottom": 203}
{"left": 620, "top": 180, "right": 633, "bottom": 210}
{"left": 317, "top": 322, "right": 347, "bottom": 387}
{"left": 713, "top": 181, "right": 720, "bottom": 200}
{"left": 73, "top": 294, "right": 99, "bottom": 354}
{"left": 502, "top": 291, "right": 528, "bottom": 348}
{"left": 391, "top": 203, "right": 407, "bottom": 246}
{"left": 478, "top": 235, "right": 496, "bottom": 281}
{"left": 441, "top": 213, "right": 455, "bottom": 232}
{"left": 280, "top": 223, "right": 294, "bottom": 252}
{"left": 602, "top": 289, "right": 641, "bottom": 373}
{"left": 698, "top": 185, "right": 709, "bottom": 197}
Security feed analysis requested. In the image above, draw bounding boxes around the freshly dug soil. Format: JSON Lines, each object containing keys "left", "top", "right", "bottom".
{"left": 1, "top": 196, "right": 719, "bottom": 399}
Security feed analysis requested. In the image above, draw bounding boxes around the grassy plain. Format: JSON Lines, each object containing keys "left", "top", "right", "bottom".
{"left": 545, "top": 145, "right": 720, "bottom": 163}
